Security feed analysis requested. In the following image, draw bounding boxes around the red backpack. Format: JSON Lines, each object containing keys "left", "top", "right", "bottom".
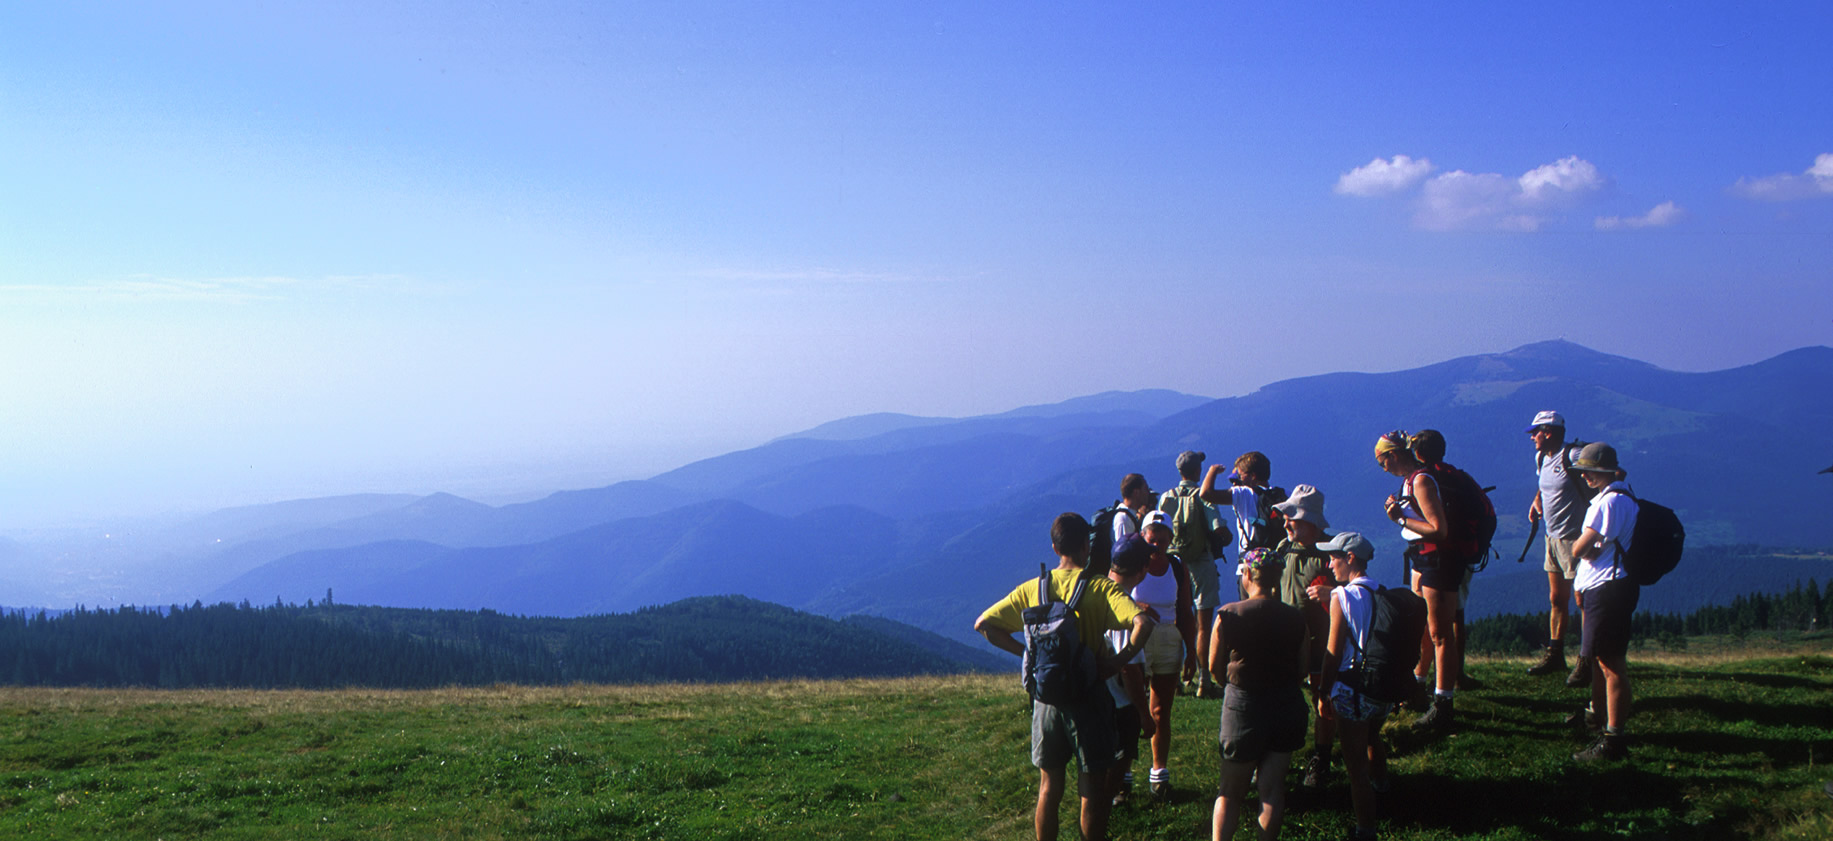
{"left": 1409, "top": 462, "right": 1498, "bottom": 569}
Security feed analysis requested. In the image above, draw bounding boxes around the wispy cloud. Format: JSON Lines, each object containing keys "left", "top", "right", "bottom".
{"left": 1335, "top": 155, "right": 1436, "bottom": 197}
{"left": 1595, "top": 201, "right": 1684, "bottom": 231}
{"left": 1728, "top": 153, "right": 1833, "bottom": 201}
{"left": 1340, "top": 154, "right": 1609, "bottom": 232}
{"left": 0, "top": 274, "right": 418, "bottom": 303}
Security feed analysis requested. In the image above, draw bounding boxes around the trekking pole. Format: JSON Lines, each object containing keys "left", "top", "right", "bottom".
{"left": 1515, "top": 512, "right": 1542, "bottom": 563}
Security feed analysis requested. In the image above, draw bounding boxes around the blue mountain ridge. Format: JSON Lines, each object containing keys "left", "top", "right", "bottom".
{"left": 47, "top": 342, "right": 1833, "bottom": 651}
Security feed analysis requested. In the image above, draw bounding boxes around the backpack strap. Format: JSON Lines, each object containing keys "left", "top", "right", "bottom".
{"left": 1064, "top": 569, "right": 1091, "bottom": 610}
{"left": 1037, "top": 563, "right": 1054, "bottom": 606}
{"left": 1604, "top": 487, "right": 1636, "bottom": 576}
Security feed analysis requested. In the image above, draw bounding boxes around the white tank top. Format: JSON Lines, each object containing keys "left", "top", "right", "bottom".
{"left": 1398, "top": 473, "right": 1435, "bottom": 542}
{"left": 1130, "top": 560, "right": 1179, "bottom": 608}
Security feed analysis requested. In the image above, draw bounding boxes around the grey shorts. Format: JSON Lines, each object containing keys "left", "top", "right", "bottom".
{"left": 1187, "top": 557, "right": 1221, "bottom": 614}
{"left": 1032, "top": 691, "right": 1117, "bottom": 773}
{"left": 1217, "top": 683, "right": 1307, "bottom": 763}
{"left": 1544, "top": 535, "right": 1579, "bottom": 579}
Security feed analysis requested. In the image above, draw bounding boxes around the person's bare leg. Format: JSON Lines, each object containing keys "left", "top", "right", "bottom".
{"left": 1037, "top": 767, "right": 1064, "bottom": 841}
{"left": 1078, "top": 768, "right": 1111, "bottom": 841}
{"left": 1213, "top": 759, "right": 1253, "bottom": 841}
{"left": 1254, "top": 750, "right": 1293, "bottom": 840}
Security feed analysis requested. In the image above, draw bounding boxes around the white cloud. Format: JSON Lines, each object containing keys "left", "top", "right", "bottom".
{"left": 1415, "top": 171, "right": 1523, "bottom": 230}
{"left": 1595, "top": 201, "right": 1684, "bottom": 231}
{"left": 1517, "top": 156, "right": 1605, "bottom": 205}
{"left": 1335, "top": 155, "right": 1435, "bottom": 197}
{"left": 1729, "top": 153, "right": 1833, "bottom": 201}
{"left": 1372, "top": 155, "right": 1609, "bottom": 231}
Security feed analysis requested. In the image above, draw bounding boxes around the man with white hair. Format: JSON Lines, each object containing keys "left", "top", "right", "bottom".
{"left": 1524, "top": 411, "right": 1595, "bottom": 686}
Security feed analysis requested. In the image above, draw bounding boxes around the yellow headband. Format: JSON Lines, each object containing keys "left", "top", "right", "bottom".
{"left": 1374, "top": 434, "right": 1406, "bottom": 456}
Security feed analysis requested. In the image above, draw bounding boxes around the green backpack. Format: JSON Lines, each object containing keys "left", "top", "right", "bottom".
{"left": 1165, "top": 486, "right": 1231, "bottom": 560}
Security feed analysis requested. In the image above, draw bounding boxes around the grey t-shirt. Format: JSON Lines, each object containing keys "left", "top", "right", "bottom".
{"left": 1536, "top": 443, "right": 1591, "bottom": 539}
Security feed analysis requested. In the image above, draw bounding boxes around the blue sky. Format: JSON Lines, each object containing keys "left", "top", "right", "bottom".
{"left": 3, "top": 2, "right": 1830, "bottom": 527}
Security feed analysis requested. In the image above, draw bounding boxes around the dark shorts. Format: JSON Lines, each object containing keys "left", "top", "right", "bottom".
{"left": 1216, "top": 683, "right": 1307, "bottom": 764}
{"left": 1580, "top": 578, "right": 1640, "bottom": 660}
{"left": 1410, "top": 546, "right": 1469, "bottom": 592}
{"left": 1032, "top": 690, "right": 1117, "bottom": 773}
{"left": 1113, "top": 700, "right": 1141, "bottom": 764}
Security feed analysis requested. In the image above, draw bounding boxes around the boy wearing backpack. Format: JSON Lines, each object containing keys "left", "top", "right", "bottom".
{"left": 1568, "top": 443, "right": 1639, "bottom": 762}
{"left": 1200, "top": 452, "right": 1288, "bottom": 566}
{"left": 1315, "top": 532, "right": 1395, "bottom": 841}
{"left": 976, "top": 512, "right": 1157, "bottom": 841}
{"left": 1160, "top": 450, "right": 1228, "bottom": 699}
{"left": 1089, "top": 474, "right": 1155, "bottom": 577}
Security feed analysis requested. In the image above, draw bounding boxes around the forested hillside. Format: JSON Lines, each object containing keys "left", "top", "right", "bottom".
{"left": 0, "top": 596, "right": 1000, "bottom": 689}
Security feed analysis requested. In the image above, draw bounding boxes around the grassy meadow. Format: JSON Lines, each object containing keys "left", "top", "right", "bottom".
{"left": 1, "top": 641, "right": 1830, "bottom": 840}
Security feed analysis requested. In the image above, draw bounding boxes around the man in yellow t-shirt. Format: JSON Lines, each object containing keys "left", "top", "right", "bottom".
{"left": 976, "top": 512, "right": 1155, "bottom": 841}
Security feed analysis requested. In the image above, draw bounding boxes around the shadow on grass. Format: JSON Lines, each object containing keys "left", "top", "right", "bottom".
{"left": 1638, "top": 692, "right": 1830, "bottom": 730}
{"left": 1296, "top": 765, "right": 1741, "bottom": 840}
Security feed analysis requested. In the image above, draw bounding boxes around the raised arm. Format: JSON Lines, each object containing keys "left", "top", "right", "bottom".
{"left": 1199, "top": 463, "right": 1235, "bottom": 506}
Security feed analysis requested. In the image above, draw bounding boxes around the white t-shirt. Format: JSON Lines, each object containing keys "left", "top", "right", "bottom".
{"left": 1223, "top": 485, "right": 1263, "bottom": 555}
{"left": 1331, "top": 575, "right": 1379, "bottom": 674}
{"left": 1112, "top": 507, "right": 1141, "bottom": 547}
{"left": 1575, "top": 481, "right": 1637, "bottom": 593}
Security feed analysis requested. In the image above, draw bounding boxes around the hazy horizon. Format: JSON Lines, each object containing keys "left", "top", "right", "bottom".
{"left": 6, "top": 3, "right": 1830, "bottom": 529}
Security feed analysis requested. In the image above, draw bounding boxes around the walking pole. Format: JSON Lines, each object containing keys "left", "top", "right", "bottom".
{"left": 1515, "top": 512, "right": 1542, "bottom": 563}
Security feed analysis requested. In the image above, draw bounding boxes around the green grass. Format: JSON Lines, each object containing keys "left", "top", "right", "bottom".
{"left": 2, "top": 642, "right": 1830, "bottom": 840}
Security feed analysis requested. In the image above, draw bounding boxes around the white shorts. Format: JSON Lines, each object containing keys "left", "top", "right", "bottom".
{"left": 1139, "top": 620, "right": 1185, "bottom": 676}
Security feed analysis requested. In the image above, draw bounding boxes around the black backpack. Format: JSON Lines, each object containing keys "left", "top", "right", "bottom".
{"left": 1088, "top": 503, "right": 1139, "bottom": 577}
{"left": 1021, "top": 565, "right": 1098, "bottom": 705}
{"left": 1339, "top": 583, "right": 1428, "bottom": 703}
{"left": 1414, "top": 463, "right": 1498, "bottom": 569}
{"left": 1241, "top": 485, "right": 1289, "bottom": 552}
{"left": 1614, "top": 491, "right": 1685, "bottom": 586}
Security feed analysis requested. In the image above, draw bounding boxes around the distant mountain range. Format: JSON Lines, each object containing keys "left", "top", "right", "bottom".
{"left": 6, "top": 341, "right": 1832, "bottom": 653}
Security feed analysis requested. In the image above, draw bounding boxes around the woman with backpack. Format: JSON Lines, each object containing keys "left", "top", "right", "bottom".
{"left": 1567, "top": 442, "right": 1639, "bottom": 762}
{"left": 1207, "top": 548, "right": 1309, "bottom": 841}
{"left": 1374, "top": 431, "right": 1461, "bottom": 732}
{"left": 1315, "top": 532, "right": 1393, "bottom": 841}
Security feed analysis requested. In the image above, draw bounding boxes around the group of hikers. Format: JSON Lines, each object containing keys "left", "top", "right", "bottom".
{"left": 975, "top": 411, "right": 1653, "bottom": 841}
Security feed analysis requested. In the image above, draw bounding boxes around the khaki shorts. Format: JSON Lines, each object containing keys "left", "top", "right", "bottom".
{"left": 1544, "top": 535, "right": 1579, "bottom": 579}
{"left": 1187, "top": 557, "right": 1221, "bottom": 615}
{"left": 1139, "top": 620, "right": 1186, "bottom": 676}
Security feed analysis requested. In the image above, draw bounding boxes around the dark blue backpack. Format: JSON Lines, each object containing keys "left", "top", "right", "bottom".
{"left": 1616, "top": 492, "right": 1685, "bottom": 586}
{"left": 1021, "top": 565, "right": 1098, "bottom": 706}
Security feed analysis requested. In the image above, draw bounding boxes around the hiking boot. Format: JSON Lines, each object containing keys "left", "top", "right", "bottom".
{"left": 1412, "top": 696, "right": 1454, "bottom": 733}
{"left": 1403, "top": 675, "right": 1431, "bottom": 711}
{"left": 1111, "top": 784, "right": 1131, "bottom": 808}
{"left": 1573, "top": 733, "right": 1628, "bottom": 762}
{"left": 1564, "top": 705, "right": 1603, "bottom": 733}
{"left": 1566, "top": 657, "right": 1593, "bottom": 688}
{"left": 1196, "top": 679, "right": 1224, "bottom": 700}
{"left": 1150, "top": 780, "right": 1172, "bottom": 803}
{"left": 1455, "top": 672, "right": 1484, "bottom": 691}
{"left": 1301, "top": 752, "right": 1329, "bottom": 789}
{"left": 1527, "top": 643, "right": 1567, "bottom": 676}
